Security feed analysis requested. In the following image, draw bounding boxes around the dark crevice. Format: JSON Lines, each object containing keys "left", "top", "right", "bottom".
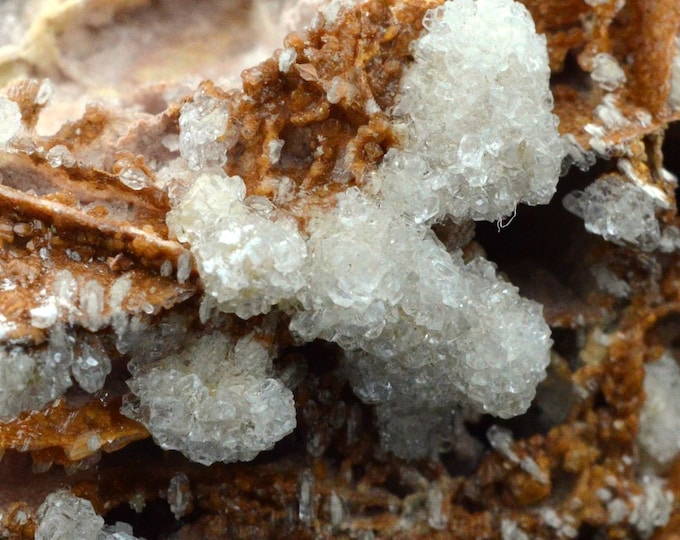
{"left": 552, "top": 327, "right": 580, "bottom": 366}
{"left": 475, "top": 159, "right": 610, "bottom": 293}
{"left": 550, "top": 49, "right": 592, "bottom": 92}
{"left": 663, "top": 121, "right": 680, "bottom": 212}
{"left": 104, "top": 499, "right": 183, "bottom": 540}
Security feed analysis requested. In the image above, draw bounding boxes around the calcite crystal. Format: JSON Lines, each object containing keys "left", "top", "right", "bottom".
{"left": 1, "top": 0, "right": 680, "bottom": 538}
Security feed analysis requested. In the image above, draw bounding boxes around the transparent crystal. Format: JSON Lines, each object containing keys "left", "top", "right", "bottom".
{"left": 118, "top": 167, "right": 151, "bottom": 191}
{"left": 563, "top": 176, "right": 661, "bottom": 250}
{"left": 167, "top": 473, "right": 192, "bottom": 520}
{"left": 35, "top": 490, "right": 104, "bottom": 540}
{"left": 72, "top": 342, "right": 111, "bottom": 394}
{"left": 46, "top": 145, "right": 76, "bottom": 168}
{"left": 122, "top": 331, "right": 296, "bottom": 465}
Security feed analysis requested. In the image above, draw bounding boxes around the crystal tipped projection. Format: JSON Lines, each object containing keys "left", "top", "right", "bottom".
{"left": 122, "top": 332, "right": 296, "bottom": 465}
{"left": 164, "top": 0, "right": 560, "bottom": 460}
{"left": 370, "top": 0, "right": 563, "bottom": 224}
{"left": 179, "top": 90, "right": 233, "bottom": 171}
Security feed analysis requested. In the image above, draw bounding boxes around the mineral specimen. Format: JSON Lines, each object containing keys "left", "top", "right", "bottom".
{"left": 166, "top": 0, "right": 560, "bottom": 459}
{"left": 0, "top": 0, "right": 680, "bottom": 538}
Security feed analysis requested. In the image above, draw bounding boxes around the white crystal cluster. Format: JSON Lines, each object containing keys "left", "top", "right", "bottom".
{"left": 0, "top": 326, "right": 110, "bottom": 420}
{"left": 167, "top": 173, "right": 307, "bottom": 319}
{"left": 166, "top": 0, "right": 561, "bottom": 459}
{"left": 0, "top": 95, "right": 21, "bottom": 146}
{"left": 122, "top": 331, "right": 296, "bottom": 465}
{"left": 369, "top": 0, "right": 563, "bottom": 224}
{"left": 638, "top": 353, "right": 680, "bottom": 467}
{"left": 590, "top": 53, "right": 626, "bottom": 92}
{"left": 178, "top": 90, "right": 234, "bottom": 171}
{"left": 35, "top": 490, "right": 140, "bottom": 540}
{"left": 598, "top": 478, "right": 672, "bottom": 537}
{"left": 35, "top": 490, "right": 104, "bottom": 540}
{"left": 293, "top": 188, "right": 551, "bottom": 420}
{"left": 670, "top": 36, "right": 680, "bottom": 111}
{"left": 629, "top": 475, "right": 674, "bottom": 539}
{"left": 563, "top": 176, "right": 662, "bottom": 250}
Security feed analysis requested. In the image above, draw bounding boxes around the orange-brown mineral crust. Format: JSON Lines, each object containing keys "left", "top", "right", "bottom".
{"left": 1, "top": 0, "right": 680, "bottom": 538}
{"left": 216, "top": 0, "right": 439, "bottom": 212}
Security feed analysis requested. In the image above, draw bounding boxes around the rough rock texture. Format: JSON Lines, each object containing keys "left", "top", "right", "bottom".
{"left": 0, "top": 0, "right": 680, "bottom": 538}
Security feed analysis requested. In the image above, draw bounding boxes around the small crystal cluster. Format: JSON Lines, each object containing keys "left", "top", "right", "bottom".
{"left": 167, "top": 173, "right": 307, "bottom": 319}
{"left": 638, "top": 353, "right": 680, "bottom": 467}
{"left": 167, "top": 0, "right": 562, "bottom": 459}
{"left": 563, "top": 176, "right": 662, "bottom": 250}
{"left": 0, "top": 325, "right": 110, "bottom": 420}
{"left": 35, "top": 490, "right": 104, "bottom": 540}
{"left": 35, "top": 490, "right": 139, "bottom": 540}
{"left": 122, "top": 330, "right": 296, "bottom": 465}
{"left": 0, "top": 95, "right": 20, "bottom": 146}
{"left": 178, "top": 90, "right": 234, "bottom": 171}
